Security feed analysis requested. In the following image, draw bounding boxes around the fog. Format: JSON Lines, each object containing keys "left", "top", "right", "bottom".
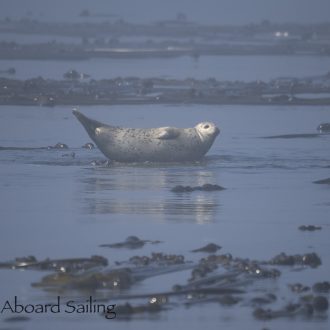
{"left": 1, "top": 0, "right": 330, "bottom": 329}
{"left": 1, "top": 0, "right": 330, "bottom": 24}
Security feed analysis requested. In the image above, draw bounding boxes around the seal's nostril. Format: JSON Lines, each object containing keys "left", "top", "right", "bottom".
{"left": 204, "top": 125, "right": 210, "bottom": 129}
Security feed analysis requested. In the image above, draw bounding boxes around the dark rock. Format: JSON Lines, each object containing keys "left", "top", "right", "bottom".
{"left": 302, "top": 253, "right": 322, "bottom": 268}
{"left": 7, "top": 67, "right": 16, "bottom": 74}
{"left": 313, "top": 178, "right": 330, "bottom": 184}
{"left": 313, "top": 296, "right": 329, "bottom": 312}
{"left": 90, "top": 159, "right": 110, "bottom": 166}
{"left": 312, "top": 281, "right": 330, "bottom": 293}
{"left": 100, "top": 236, "right": 161, "bottom": 249}
{"left": 253, "top": 303, "right": 315, "bottom": 320}
{"left": 112, "top": 302, "right": 161, "bottom": 316}
{"left": 63, "top": 69, "right": 80, "bottom": 80}
{"left": 171, "top": 184, "right": 225, "bottom": 192}
{"left": 288, "top": 283, "right": 310, "bottom": 293}
{"left": 172, "top": 284, "right": 183, "bottom": 292}
{"left": 189, "top": 265, "right": 212, "bottom": 281}
{"left": 129, "top": 253, "right": 185, "bottom": 267}
{"left": 298, "top": 225, "right": 322, "bottom": 231}
{"left": 301, "top": 303, "right": 314, "bottom": 316}
{"left": 196, "top": 184, "right": 225, "bottom": 191}
{"left": 82, "top": 142, "right": 95, "bottom": 149}
{"left": 48, "top": 142, "right": 69, "bottom": 149}
{"left": 250, "top": 293, "right": 277, "bottom": 306}
{"left": 263, "top": 133, "right": 319, "bottom": 139}
{"left": 253, "top": 308, "right": 273, "bottom": 320}
{"left": 191, "top": 243, "right": 222, "bottom": 253}
{"left": 149, "top": 295, "right": 168, "bottom": 305}
{"left": 61, "top": 152, "right": 75, "bottom": 158}
{"left": 0, "top": 255, "right": 37, "bottom": 269}
{"left": 79, "top": 9, "right": 91, "bottom": 17}
{"left": 269, "top": 252, "right": 321, "bottom": 268}
{"left": 33, "top": 268, "right": 132, "bottom": 290}
{"left": 100, "top": 236, "right": 146, "bottom": 249}
{"left": 317, "top": 122, "right": 330, "bottom": 133}
{"left": 218, "top": 294, "right": 241, "bottom": 306}
{"left": 54, "top": 142, "right": 68, "bottom": 149}
{"left": 112, "top": 302, "right": 134, "bottom": 315}
{"left": 235, "top": 260, "right": 281, "bottom": 278}
{"left": 0, "top": 255, "right": 108, "bottom": 272}
{"left": 171, "top": 185, "right": 195, "bottom": 192}
{"left": 4, "top": 316, "right": 30, "bottom": 322}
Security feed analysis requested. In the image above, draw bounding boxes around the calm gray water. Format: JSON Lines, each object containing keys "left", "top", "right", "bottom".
{"left": 2, "top": 0, "right": 330, "bottom": 24}
{"left": 0, "top": 103, "right": 329, "bottom": 329}
{"left": 1, "top": 55, "right": 330, "bottom": 81}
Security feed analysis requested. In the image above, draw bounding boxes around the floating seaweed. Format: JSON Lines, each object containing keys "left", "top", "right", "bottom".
{"left": 0, "top": 248, "right": 328, "bottom": 322}
{"left": 191, "top": 243, "right": 222, "bottom": 253}
{"left": 171, "top": 184, "right": 225, "bottom": 193}
{"left": 100, "top": 236, "right": 162, "bottom": 249}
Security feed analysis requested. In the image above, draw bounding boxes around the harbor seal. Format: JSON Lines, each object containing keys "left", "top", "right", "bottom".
{"left": 73, "top": 110, "right": 220, "bottom": 162}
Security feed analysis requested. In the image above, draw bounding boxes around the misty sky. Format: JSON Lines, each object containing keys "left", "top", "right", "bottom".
{"left": 1, "top": 0, "right": 330, "bottom": 24}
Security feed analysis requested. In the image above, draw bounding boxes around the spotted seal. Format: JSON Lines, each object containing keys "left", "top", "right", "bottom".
{"left": 73, "top": 110, "right": 219, "bottom": 162}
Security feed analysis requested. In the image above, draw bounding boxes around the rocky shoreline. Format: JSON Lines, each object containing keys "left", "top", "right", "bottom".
{"left": 0, "top": 238, "right": 328, "bottom": 322}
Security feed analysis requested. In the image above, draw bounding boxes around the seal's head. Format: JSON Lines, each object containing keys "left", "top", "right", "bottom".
{"left": 195, "top": 122, "right": 220, "bottom": 142}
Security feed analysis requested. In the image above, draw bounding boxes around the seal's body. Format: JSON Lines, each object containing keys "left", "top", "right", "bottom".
{"left": 73, "top": 110, "right": 219, "bottom": 162}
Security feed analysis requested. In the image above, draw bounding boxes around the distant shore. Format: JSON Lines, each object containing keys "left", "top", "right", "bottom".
{"left": 0, "top": 19, "right": 330, "bottom": 60}
{"left": 1, "top": 74, "right": 330, "bottom": 106}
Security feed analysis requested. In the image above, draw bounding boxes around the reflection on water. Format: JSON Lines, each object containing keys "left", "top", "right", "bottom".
{"left": 79, "top": 166, "right": 219, "bottom": 224}
{"left": 0, "top": 104, "right": 330, "bottom": 330}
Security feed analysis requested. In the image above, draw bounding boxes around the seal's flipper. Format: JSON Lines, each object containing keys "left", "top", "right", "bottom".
{"left": 73, "top": 110, "right": 109, "bottom": 139}
{"left": 157, "top": 127, "right": 181, "bottom": 140}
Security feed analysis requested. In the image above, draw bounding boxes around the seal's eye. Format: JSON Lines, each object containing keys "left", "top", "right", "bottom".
{"left": 204, "top": 124, "right": 210, "bottom": 129}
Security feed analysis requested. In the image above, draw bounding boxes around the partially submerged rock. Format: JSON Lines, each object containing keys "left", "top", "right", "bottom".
{"left": 312, "top": 281, "right": 330, "bottom": 293}
{"left": 0, "top": 255, "right": 37, "bottom": 269}
{"left": 313, "top": 178, "right": 330, "bottom": 185}
{"left": 317, "top": 122, "right": 330, "bottom": 133}
{"left": 107, "top": 302, "right": 162, "bottom": 318}
{"left": 253, "top": 297, "right": 328, "bottom": 321}
{"left": 0, "top": 255, "right": 107, "bottom": 272}
{"left": 171, "top": 184, "right": 225, "bottom": 193}
{"left": 269, "top": 252, "right": 321, "bottom": 268}
{"left": 191, "top": 243, "right": 222, "bottom": 253}
{"left": 32, "top": 268, "right": 133, "bottom": 290}
{"left": 262, "top": 133, "right": 320, "bottom": 139}
{"left": 47, "top": 142, "right": 69, "bottom": 150}
{"left": 100, "top": 236, "right": 162, "bottom": 249}
{"left": 312, "top": 296, "right": 329, "bottom": 311}
{"left": 298, "top": 225, "right": 322, "bottom": 231}
{"left": 82, "top": 142, "right": 95, "bottom": 149}
{"left": 61, "top": 152, "right": 75, "bottom": 158}
{"left": 128, "top": 252, "right": 185, "bottom": 267}
{"left": 288, "top": 283, "right": 310, "bottom": 293}
{"left": 90, "top": 159, "right": 110, "bottom": 166}
{"left": 250, "top": 293, "right": 277, "bottom": 306}
{"left": 4, "top": 316, "right": 30, "bottom": 322}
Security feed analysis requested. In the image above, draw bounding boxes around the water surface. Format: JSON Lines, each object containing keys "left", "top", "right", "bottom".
{"left": 0, "top": 95, "right": 330, "bottom": 330}
{"left": 1, "top": 55, "right": 330, "bottom": 81}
